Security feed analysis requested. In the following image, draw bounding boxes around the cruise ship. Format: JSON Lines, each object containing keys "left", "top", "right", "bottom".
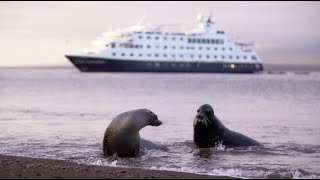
{"left": 66, "top": 16, "right": 263, "bottom": 73}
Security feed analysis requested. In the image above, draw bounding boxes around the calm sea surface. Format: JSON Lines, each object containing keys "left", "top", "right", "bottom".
{"left": 0, "top": 68, "right": 319, "bottom": 178}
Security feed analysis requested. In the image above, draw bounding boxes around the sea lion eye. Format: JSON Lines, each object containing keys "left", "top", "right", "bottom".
{"left": 197, "top": 109, "right": 199, "bottom": 113}
{"left": 149, "top": 111, "right": 153, "bottom": 114}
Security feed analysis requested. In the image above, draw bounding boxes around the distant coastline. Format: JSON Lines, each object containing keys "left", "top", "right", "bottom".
{"left": 263, "top": 63, "right": 320, "bottom": 72}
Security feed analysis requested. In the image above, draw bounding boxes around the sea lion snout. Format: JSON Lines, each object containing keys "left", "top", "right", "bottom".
{"left": 151, "top": 119, "right": 162, "bottom": 126}
{"left": 196, "top": 113, "right": 205, "bottom": 120}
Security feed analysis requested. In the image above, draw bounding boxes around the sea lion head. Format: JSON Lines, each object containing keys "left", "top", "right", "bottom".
{"left": 194, "top": 104, "right": 214, "bottom": 127}
{"left": 137, "top": 109, "right": 162, "bottom": 127}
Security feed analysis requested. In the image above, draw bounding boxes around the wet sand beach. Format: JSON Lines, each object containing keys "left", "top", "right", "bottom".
{"left": 0, "top": 155, "right": 237, "bottom": 179}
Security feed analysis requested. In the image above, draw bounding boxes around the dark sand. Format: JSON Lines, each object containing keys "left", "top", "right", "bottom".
{"left": 0, "top": 155, "right": 237, "bottom": 179}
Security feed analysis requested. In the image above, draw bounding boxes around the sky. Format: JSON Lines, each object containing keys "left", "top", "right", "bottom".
{"left": 0, "top": 1, "right": 320, "bottom": 67}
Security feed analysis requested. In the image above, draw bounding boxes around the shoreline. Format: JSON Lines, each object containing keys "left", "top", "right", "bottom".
{"left": 0, "top": 155, "right": 237, "bottom": 179}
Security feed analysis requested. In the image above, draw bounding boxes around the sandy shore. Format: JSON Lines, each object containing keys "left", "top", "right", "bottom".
{"left": 0, "top": 155, "right": 237, "bottom": 179}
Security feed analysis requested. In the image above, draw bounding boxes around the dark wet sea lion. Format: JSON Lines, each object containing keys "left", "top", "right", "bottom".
{"left": 103, "top": 109, "right": 163, "bottom": 158}
{"left": 193, "top": 104, "right": 262, "bottom": 148}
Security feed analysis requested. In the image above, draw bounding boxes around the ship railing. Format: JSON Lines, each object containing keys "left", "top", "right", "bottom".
{"left": 236, "top": 42, "right": 254, "bottom": 52}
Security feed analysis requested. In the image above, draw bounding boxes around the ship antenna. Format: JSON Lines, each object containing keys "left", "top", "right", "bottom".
{"left": 207, "top": 14, "right": 213, "bottom": 24}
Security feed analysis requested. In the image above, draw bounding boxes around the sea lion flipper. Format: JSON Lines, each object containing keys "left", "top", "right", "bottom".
{"left": 140, "top": 138, "right": 168, "bottom": 151}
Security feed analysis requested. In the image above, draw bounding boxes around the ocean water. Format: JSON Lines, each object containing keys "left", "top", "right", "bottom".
{"left": 0, "top": 68, "right": 320, "bottom": 179}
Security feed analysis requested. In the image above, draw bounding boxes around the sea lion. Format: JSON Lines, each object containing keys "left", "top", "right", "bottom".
{"left": 103, "top": 109, "right": 163, "bottom": 158}
{"left": 193, "top": 104, "right": 262, "bottom": 148}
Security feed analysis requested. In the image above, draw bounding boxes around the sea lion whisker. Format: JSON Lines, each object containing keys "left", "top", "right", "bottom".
{"left": 202, "top": 118, "right": 208, "bottom": 127}
{"left": 204, "top": 117, "right": 212, "bottom": 125}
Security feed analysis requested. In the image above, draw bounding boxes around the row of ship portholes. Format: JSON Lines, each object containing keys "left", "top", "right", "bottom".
{"left": 138, "top": 35, "right": 185, "bottom": 41}
{"left": 146, "top": 62, "right": 192, "bottom": 68}
{"left": 136, "top": 35, "right": 224, "bottom": 45}
{"left": 144, "top": 62, "right": 254, "bottom": 69}
{"left": 116, "top": 44, "right": 231, "bottom": 51}
{"left": 112, "top": 52, "right": 257, "bottom": 60}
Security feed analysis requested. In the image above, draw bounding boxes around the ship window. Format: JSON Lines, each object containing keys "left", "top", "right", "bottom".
{"left": 206, "top": 55, "right": 210, "bottom": 59}
{"left": 138, "top": 36, "right": 142, "bottom": 39}
{"left": 222, "top": 47, "right": 225, "bottom": 51}
{"left": 172, "top": 37, "right": 176, "bottom": 40}
{"left": 111, "top": 43, "right": 116, "bottom": 48}
{"left": 197, "top": 39, "right": 201, "bottom": 43}
{"left": 191, "top": 55, "right": 194, "bottom": 58}
{"left": 214, "top": 47, "right": 218, "bottom": 51}
{"left": 155, "top": 45, "right": 159, "bottom": 49}
{"left": 121, "top": 53, "right": 125, "bottom": 56}
{"left": 130, "top": 53, "right": 134, "bottom": 57}
{"left": 206, "top": 39, "right": 210, "bottom": 44}
{"left": 139, "top": 54, "right": 143, "bottom": 57}
{"left": 214, "top": 55, "right": 217, "bottom": 59}
{"left": 147, "top": 45, "right": 151, "bottom": 48}
{"left": 199, "top": 55, "right": 202, "bottom": 58}
{"left": 147, "top": 36, "right": 150, "bottom": 39}
{"left": 222, "top": 55, "right": 225, "bottom": 59}
{"left": 199, "top": 47, "right": 202, "bottom": 50}
{"left": 221, "top": 39, "right": 224, "bottom": 44}
{"left": 207, "top": 47, "right": 210, "bottom": 50}
{"left": 155, "top": 54, "right": 159, "bottom": 57}
{"left": 252, "top": 55, "right": 257, "bottom": 60}
{"left": 180, "top": 46, "right": 184, "bottom": 50}
{"left": 211, "top": 39, "right": 215, "bottom": 44}
{"left": 155, "top": 36, "right": 159, "bottom": 40}
{"left": 215, "top": 39, "right": 219, "bottom": 44}
{"left": 112, "top": 53, "right": 116, "bottom": 56}
{"left": 172, "top": 54, "right": 175, "bottom": 58}
{"left": 201, "top": 39, "right": 205, "bottom": 43}
{"left": 164, "top": 46, "right": 167, "bottom": 49}
{"left": 172, "top": 46, "right": 176, "bottom": 49}
{"left": 180, "top": 37, "right": 184, "bottom": 41}
{"left": 163, "top": 54, "right": 167, "bottom": 58}
{"left": 188, "top": 39, "right": 191, "bottom": 43}
{"left": 164, "top": 37, "right": 167, "bottom": 40}
{"left": 244, "top": 56, "right": 247, "bottom": 59}
{"left": 236, "top": 56, "right": 240, "bottom": 59}
{"left": 147, "top": 54, "right": 151, "bottom": 57}
{"left": 229, "top": 48, "right": 233, "bottom": 51}
{"left": 180, "top": 55, "right": 183, "bottom": 58}
{"left": 229, "top": 55, "right": 232, "bottom": 59}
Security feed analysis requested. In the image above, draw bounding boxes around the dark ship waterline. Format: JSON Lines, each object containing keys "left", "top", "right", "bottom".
{"left": 66, "top": 55, "right": 263, "bottom": 73}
